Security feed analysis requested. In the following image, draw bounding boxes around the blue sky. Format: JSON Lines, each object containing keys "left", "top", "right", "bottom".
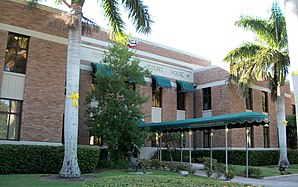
{"left": 41, "top": 0, "right": 284, "bottom": 70}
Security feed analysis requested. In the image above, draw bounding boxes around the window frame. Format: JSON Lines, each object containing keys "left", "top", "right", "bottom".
{"left": 263, "top": 126, "right": 270, "bottom": 148}
{"left": 152, "top": 79, "right": 162, "bottom": 108}
{"left": 4, "top": 32, "right": 30, "bottom": 74}
{"left": 248, "top": 127, "right": 254, "bottom": 148}
{"left": 0, "top": 98, "right": 22, "bottom": 140}
{"left": 262, "top": 91, "right": 269, "bottom": 113}
{"left": 203, "top": 129, "right": 211, "bottom": 148}
{"left": 245, "top": 88, "right": 253, "bottom": 110}
{"left": 203, "top": 87, "right": 211, "bottom": 110}
{"left": 177, "top": 83, "right": 185, "bottom": 110}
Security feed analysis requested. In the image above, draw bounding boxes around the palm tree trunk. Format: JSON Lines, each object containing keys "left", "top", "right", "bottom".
{"left": 277, "top": 86, "right": 289, "bottom": 167}
{"left": 284, "top": 0, "right": 298, "bottom": 150}
{"left": 59, "top": 6, "right": 82, "bottom": 178}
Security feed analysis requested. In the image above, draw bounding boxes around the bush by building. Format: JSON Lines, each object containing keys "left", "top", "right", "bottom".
{"left": 0, "top": 145, "right": 99, "bottom": 174}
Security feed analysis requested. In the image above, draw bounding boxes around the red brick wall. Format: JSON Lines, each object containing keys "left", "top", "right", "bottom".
{"left": 162, "top": 88, "right": 176, "bottom": 121}
{"left": 21, "top": 37, "right": 67, "bottom": 142}
{"left": 78, "top": 70, "right": 92, "bottom": 145}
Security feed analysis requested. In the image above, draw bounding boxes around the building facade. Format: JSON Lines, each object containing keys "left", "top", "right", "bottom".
{"left": 0, "top": 0, "right": 294, "bottom": 149}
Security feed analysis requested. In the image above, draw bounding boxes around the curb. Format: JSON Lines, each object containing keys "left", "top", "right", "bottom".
{"left": 262, "top": 173, "right": 298, "bottom": 180}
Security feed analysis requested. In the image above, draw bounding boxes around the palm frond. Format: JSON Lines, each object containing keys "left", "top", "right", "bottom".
{"left": 121, "top": 0, "right": 153, "bottom": 34}
{"left": 235, "top": 16, "right": 276, "bottom": 47}
{"left": 101, "top": 0, "right": 125, "bottom": 35}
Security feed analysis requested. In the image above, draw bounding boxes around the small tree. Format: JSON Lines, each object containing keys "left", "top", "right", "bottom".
{"left": 86, "top": 43, "right": 150, "bottom": 161}
{"left": 162, "top": 133, "right": 181, "bottom": 163}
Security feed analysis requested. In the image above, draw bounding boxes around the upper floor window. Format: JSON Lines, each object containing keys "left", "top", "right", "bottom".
{"left": 152, "top": 80, "right": 162, "bottom": 107}
{"left": 203, "top": 87, "right": 211, "bottom": 110}
{"left": 262, "top": 91, "right": 268, "bottom": 113}
{"left": 0, "top": 99, "right": 22, "bottom": 140}
{"left": 177, "top": 84, "right": 185, "bottom": 110}
{"left": 4, "top": 33, "right": 29, "bottom": 74}
{"left": 292, "top": 105, "right": 296, "bottom": 115}
{"left": 246, "top": 88, "right": 253, "bottom": 110}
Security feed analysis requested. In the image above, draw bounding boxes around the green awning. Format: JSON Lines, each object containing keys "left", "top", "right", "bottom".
{"left": 152, "top": 75, "right": 172, "bottom": 89}
{"left": 91, "top": 62, "right": 113, "bottom": 77}
{"left": 138, "top": 112, "right": 269, "bottom": 132}
{"left": 176, "top": 80, "right": 196, "bottom": 93}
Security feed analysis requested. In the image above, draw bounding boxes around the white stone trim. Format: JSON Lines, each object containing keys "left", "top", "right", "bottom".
{"left": 132, "top": 37, "right": 211, "bottom": 62}
{"left": 81, "top": 37, "right": 203, "bottom": 70}
{"left": 0, "top": 140, "right": 62, "bottom": 146}
{"left": 0, "top": 23, "right": 67, "bottom": 45}
{"left": 250, "top": 85, "right": 271, "bottom": 93}
{"left": 196, "top": 80, "right": 227, "bottom": 89}
{"left": 193, "top": 65, "right": 220, "bottom": 73}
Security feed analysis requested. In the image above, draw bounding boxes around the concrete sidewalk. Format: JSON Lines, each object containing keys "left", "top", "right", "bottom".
{"left": 191, "top": 163, "right": 298, "bottom": 187}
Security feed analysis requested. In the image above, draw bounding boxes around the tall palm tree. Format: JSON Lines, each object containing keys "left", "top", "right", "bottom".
{"left": 223, "top": 2, "right": 290, "bottom": 167}
{"left": 29, "top": 0, "right": 152, "bottom": 178}
{"left": 284, "top": 0, "right": 298, "bottom": 151}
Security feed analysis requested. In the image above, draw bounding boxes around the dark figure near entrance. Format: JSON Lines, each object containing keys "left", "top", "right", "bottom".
{"left": 126, "top": 151, "right": 147, "bottom": 174}
{"left": 131, "top": 141, "right": 140, "bottom": 159}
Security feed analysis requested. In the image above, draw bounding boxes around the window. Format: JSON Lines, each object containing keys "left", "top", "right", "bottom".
{"left": 262, "top": 91, "right": 268, "bottom": 113}
{"left": 247, "top": 127, "right": 254, "bottom": 148}
{"left": 263, "top": 126, "right": 270, "bottom": 148}
{"left": 246, "top": 88, "right": 253, "bottom": 110}
{"left": 4, "top": 33, "right": 29, "bottom": 74}
{"left": 292, "top": 105, "right": 296, "bottom": 115}
{"left": 0, "top": 99, "right": 22, "bottom": 140}
{"left": 152, "top": 79, "right": 162, "bottom": 107}
{"left": 89, "top": 135, "right": 103, "bottom": 146}
{"left": 203, "top": 87, "right": 211, "bottom": 110}
{"left": 203, "top": 129, "right": 211, "bottom": 148}
{"left": 177, "top": 83, "right": 185, "bottom": 110}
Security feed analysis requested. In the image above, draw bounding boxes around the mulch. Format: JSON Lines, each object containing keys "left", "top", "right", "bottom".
{"left": 39, "top": 175, "right": 95, "bottom": 182}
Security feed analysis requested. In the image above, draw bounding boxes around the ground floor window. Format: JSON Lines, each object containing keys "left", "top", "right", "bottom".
{"left": 263, "top": 126, "right": 270, "bottom": 148}
{"left": 0, "top": 99, "right": 22, "bottom": 140}
{"left": 203, "top": 129, "right": 211, "bottom": 148}
{"left": 89, "top": 135, "right": 103, "bottom": 146}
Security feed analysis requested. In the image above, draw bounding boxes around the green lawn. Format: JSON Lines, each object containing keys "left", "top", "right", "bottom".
{"left": 233, "top": 164, "right": 298, "bottom": 178}
{"left": 0, "top": 169, "right": 255, "bottom": 187}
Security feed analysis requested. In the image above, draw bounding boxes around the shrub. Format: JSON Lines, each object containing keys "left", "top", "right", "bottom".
{"left": 224, "top": 165, "right": 235, "bottom": 181}
{"left": 150, "top": 159, "right": 161, "bottom": 169}
{"left": 202, "top": 157, "right": 217, "bottom": 178}
{"left": 245, "top": 167, "right": 262, "bottom": 178}
{"left": 0, "top": 144, "right": 99, "bottom": 174}
{"left": 215, "top": 162, "right": 225, "bottom": 178}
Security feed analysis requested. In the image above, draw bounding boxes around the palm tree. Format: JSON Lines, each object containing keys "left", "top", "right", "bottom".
{"left": 29, "top": 0, "right": 152, "bottom": 178}
{"left": 284, "top": 0, "right": 298, "bottom": 152}
{"left": 223, "top": 2, "right": 290, "bottom": 167}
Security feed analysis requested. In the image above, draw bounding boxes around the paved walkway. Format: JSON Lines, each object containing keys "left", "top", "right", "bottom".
{"left": 191, "top": 163, "right": 298, "bottom": 187}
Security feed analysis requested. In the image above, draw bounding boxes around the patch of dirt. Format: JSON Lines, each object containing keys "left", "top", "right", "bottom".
{"left": 40, "top": 175, "right": 95, "bottom": 182}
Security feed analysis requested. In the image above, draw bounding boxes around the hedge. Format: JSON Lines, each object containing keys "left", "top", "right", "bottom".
{"left": 158, "top": 149, "right": 298, "bottom": 166}
{"left": 0, "top": 144, "right": 100, "bottom": 174}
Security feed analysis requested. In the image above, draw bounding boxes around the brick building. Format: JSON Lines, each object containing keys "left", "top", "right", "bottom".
{"left": 0, "top": 0, "right": 294, "bottom": 149}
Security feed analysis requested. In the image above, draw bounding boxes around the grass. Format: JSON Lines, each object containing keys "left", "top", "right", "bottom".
{"left": 233, "top": 164, "right": 298, "bottom": 178}
{"left": 0, "top": 174, "right": 84, "bottom": 187}
{"left": 0, "top": 169, "right": 255, "bottom": 187}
